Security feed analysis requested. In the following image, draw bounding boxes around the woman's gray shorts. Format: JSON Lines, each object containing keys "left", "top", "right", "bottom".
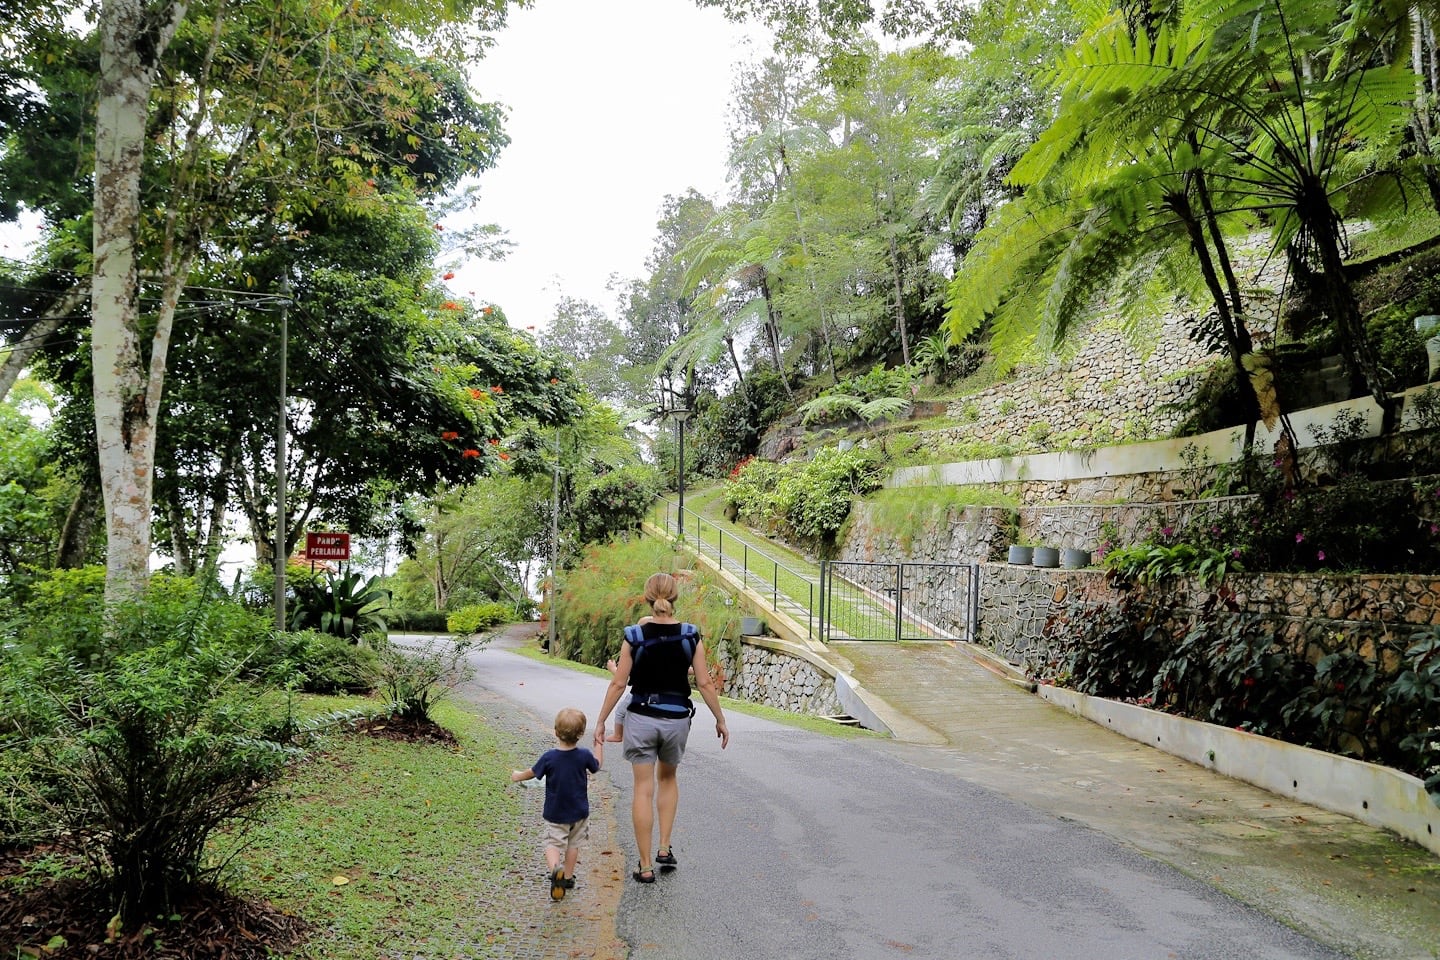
{"left": 622, "top": 709, "right": 692, "bottom": 766}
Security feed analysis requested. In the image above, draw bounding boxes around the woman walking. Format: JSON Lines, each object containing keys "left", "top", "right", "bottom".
{"left": 594, "top": 572, "right": 729, "bottom": 883}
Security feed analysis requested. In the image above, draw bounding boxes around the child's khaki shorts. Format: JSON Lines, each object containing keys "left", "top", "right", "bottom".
{"left": 543, "top": 818, "right": 589, "bottom": 853}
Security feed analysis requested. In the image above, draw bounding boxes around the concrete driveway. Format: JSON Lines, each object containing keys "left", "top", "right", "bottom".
{"left": 454, "top": 630, "right": 1400, "bottom": 960}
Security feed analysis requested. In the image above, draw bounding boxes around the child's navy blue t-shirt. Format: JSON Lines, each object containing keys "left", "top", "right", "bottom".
{"left": 532, "top": 747, "right": 599, "bottom": 824}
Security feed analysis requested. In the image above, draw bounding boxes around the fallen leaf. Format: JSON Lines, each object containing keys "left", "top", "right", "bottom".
{"left": 332, "top": 875, "right": 350, "bottom": 886}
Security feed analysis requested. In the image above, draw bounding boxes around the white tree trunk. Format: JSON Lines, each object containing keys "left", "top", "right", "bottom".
{"left": 92, "top": 0, "right": 187, "bottom": 602}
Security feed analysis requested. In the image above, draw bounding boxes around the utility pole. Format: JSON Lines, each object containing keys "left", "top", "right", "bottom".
{"left": 274, "top": 275, "right": 291, "bottom": 631}
{"left": 547, "top": 429, "right": 559, "bottom": 654}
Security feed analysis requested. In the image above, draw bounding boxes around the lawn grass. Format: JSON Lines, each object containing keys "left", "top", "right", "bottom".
{"left": 651, "top": 484, "right": 915, "bottom": 641}
{"left": 222, "top": 696, "right": 534, "bottom": 958}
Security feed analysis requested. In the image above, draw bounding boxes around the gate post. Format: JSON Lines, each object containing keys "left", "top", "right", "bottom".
{"left": 968, "top": 562, "right": 981, "bottom": 645}
{"left": 817, "top": 560, "right": 827, "bottom": 644}
{"left": 895, "top": 563, "right": 904, "bottom": 643}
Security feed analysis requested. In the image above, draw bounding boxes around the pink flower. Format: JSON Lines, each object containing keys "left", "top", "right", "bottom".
{"left": 1317, "top": 550, "right": 1326, "bottom": 562}
{"left": 1161, "top": 526, "right": 1174, "bottom": 538}
{"left": 1295, "top": 532, "right": 1305, "bottom": 543}
{"left": 1231, "top": 549, "right": 1241, "bottom": 558}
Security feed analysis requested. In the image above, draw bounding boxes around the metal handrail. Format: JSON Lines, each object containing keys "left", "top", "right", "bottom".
{"left": 651, "top": 496, "right": 816, "bottom": 639}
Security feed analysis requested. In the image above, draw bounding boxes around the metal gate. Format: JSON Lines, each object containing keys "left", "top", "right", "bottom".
{"left": 819, "top": 561, "right": 978, "bottom": 643}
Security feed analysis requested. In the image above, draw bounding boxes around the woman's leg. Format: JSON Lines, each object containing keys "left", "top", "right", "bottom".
{"left": 630, "top": 761, "right": 656, "bottom": 869}
{"left": 655, "top": 761, "right": 679, "bottom": 854}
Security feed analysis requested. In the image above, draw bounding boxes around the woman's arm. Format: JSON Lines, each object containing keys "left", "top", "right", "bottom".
{"left": 594, "top": 642, "right": 634, "bottom": 748}
{"left": 691, "top": 640, "right": 730, "bottom": 750}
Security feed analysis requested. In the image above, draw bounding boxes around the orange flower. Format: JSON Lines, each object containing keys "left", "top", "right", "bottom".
{"left": 440, "top": 300, "right": 461, "bottom": 311}
{"left": 469, "top": 388, "right": 482, "bottom": 399}
{"left": 488, "top": 438, "right": 499, "bottom": 445}
{"left": 549, "top": 378, "right": 558, "bottom": 384}
{"left": 441, "top": 431, "right": 459, "bottom": 441}
{"left": 490, "top": 385, "right": 504, "bottom": 394}
{"left": 461, "top": 448, "right": 480, "bottom": 458}
{"left": 482, "top": 306, "right": 493, "bottom": 315}
{"left": 498, "top": 452, "right": 510, "bottom": 461}
{"left": 443, "top": 271, "right": 455, "bottom": 280}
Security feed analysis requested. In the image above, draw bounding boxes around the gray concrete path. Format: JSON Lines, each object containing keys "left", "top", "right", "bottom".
{"left": 458, "top": 629, "right": 1438, "bottom": 960}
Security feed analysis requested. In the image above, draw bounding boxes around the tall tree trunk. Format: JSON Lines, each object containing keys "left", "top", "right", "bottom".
{"left": 1410, "top": 8, "right": 1440, "bottom": 216}
{"left": 165, "top": 492, "right": 195, "bottom": 576}
{"left": 57, "top": 473, "right": 103, "bottom": 569}
{"left": 887, "top": 230, "right": 912, "bottom": 367}
{"left": 777, "top": 143, "right": 840, "bottom": 384}
{"left": 756, "top": 271, "right": 796, "bottom": 397}
{"left": 1298, "top": 174, "right": 1393, "bottom": 422}
{"left": 197, "top": 441, "right": 237, "bottom": 581}
{"left": 93, "top": 0, "right": 187, "bottom": 603}
{"left": 1170, "top": 191, "right": 1260, "bottom": 422}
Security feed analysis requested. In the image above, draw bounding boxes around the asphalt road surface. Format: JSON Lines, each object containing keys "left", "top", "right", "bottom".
{"left": 462, "top": 639, "right": 1350, "bottom": 960}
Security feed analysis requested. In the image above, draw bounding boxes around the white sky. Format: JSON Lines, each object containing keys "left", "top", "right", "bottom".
{"left": 443, "top": 0, "right": 766, "bottom": 332}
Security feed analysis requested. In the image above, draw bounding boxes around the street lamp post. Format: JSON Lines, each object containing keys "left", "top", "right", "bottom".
{"left": 658, "top": 380, "right": 692, "bottom": 540}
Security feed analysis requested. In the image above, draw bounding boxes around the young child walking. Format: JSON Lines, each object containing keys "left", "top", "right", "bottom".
{"left": 510, "top": 707, "right": 602, "bottom": 900}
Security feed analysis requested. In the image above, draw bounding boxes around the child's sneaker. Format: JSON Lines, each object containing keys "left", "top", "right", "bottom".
{"left": 549, "top": 867, "right": 566, "bottom": 900}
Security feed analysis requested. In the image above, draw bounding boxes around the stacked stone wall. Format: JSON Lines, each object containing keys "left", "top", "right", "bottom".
{"left": 977, "top": 564, "right": 1440, "bottom": 676}
{"left": 719, "top": 643, "right": 844, "bottom": 717}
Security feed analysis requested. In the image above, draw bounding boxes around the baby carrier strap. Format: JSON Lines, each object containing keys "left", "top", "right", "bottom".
{"left": 623, "top": 622, "right": 699, "bottom": 666}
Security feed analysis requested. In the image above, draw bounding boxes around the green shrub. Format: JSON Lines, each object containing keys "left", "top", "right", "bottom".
{"left": 280, "top": 630, "right": 379, "bottom": 694}
{"left": 0, "top": 584, "right": 294, "bottom": 921}
{"left": 371, "top": 635, "right": 478, "bottom": 723}
{"left": 725, "top": 446, "right": 883, "bottom": 555}
{"left": 447, "top": 601, "right": 512, "bottom": 635}
{"left": 386, "top": 610, "right": 451, "bottom": 632}
{"left": 16, "top": 568, "right": 272, "bottom": 668}
{"left": 573, "top": 464, "right": 660, "bottom": 545}
{"left": 289, "top": 569, "right": 391, "bottom": 638}
{"left": 555, "top": 538, "right": 739, "bottom": 671}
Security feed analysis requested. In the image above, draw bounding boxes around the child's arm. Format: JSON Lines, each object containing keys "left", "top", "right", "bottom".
{"left": 510, "top": 767, "right": 535, "bottom": 783}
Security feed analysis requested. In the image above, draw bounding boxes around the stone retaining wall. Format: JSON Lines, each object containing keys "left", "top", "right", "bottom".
{"left": 977, "top": 563, "right": 1440, "bottom": 674}
{"left": 936, "top": 313, "right": 1213, "bottom": 448}
{"left": 718, "top": 641, "right": 845, "bottom": 717}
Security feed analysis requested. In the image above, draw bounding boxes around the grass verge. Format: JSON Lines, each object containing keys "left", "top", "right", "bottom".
{"left": 221, "top": 696, "right": 534, "bottom": 958}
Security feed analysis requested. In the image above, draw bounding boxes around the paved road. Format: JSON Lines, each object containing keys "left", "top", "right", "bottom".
{"left": 462, "top": 637, "right": 1348, "bottom": 960}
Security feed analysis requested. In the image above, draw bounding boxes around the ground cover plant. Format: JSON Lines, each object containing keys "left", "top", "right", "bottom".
{"left": 1037, "top": 590, "right": 1440, "bottom": 802}
{"left": 0, "top": 690, "right": 539, "bottom": 959}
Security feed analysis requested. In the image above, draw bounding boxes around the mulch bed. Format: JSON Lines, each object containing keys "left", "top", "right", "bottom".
{"left": 352, "top": 712, "right": 459, "bottom": 746}
{"left": 0, "top": 717, "right": 456, "bottom": 958}
{"left": 0, "top": 869, "right": 310, "bottom": 959}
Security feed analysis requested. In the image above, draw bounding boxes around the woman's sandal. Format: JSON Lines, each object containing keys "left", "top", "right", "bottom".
{"left": 655, "top": 846, "right": 677, "bottom": 871}
{"left": 632, "top": 864, "right": 656, "bottom": 883}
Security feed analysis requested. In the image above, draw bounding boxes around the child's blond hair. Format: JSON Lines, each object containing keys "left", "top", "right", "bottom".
{"left": 554, "top": 707, "right": 587, "bottom": 745}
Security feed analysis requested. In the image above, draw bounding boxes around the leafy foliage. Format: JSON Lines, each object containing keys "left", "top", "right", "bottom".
{"left": 1039, "top": 592, "right": 1440, "bottom": 788}
{"left": 371, "top": 636, "right": 478, "bottom": 724}
{"left": 0, "top": 580, "right": 292, "bottom": 920}
{"left": 573, "top": 465, "right": 660, "bottom": 546}
{"left": 554, "top": 537, "right": 740, "bottom": 671}
{"left": 446, "top": 602, "right": 512, "bottom": 636}
{"left": 288, "top": 569, "right": 391, "bottom": 639}
{"left": 725, "top": 445, "right": 885, "bottom": 554}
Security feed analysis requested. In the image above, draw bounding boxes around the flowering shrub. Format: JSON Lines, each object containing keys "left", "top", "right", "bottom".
{"left": 1110, "top": 462, "right": 1440, "bottom": 578}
